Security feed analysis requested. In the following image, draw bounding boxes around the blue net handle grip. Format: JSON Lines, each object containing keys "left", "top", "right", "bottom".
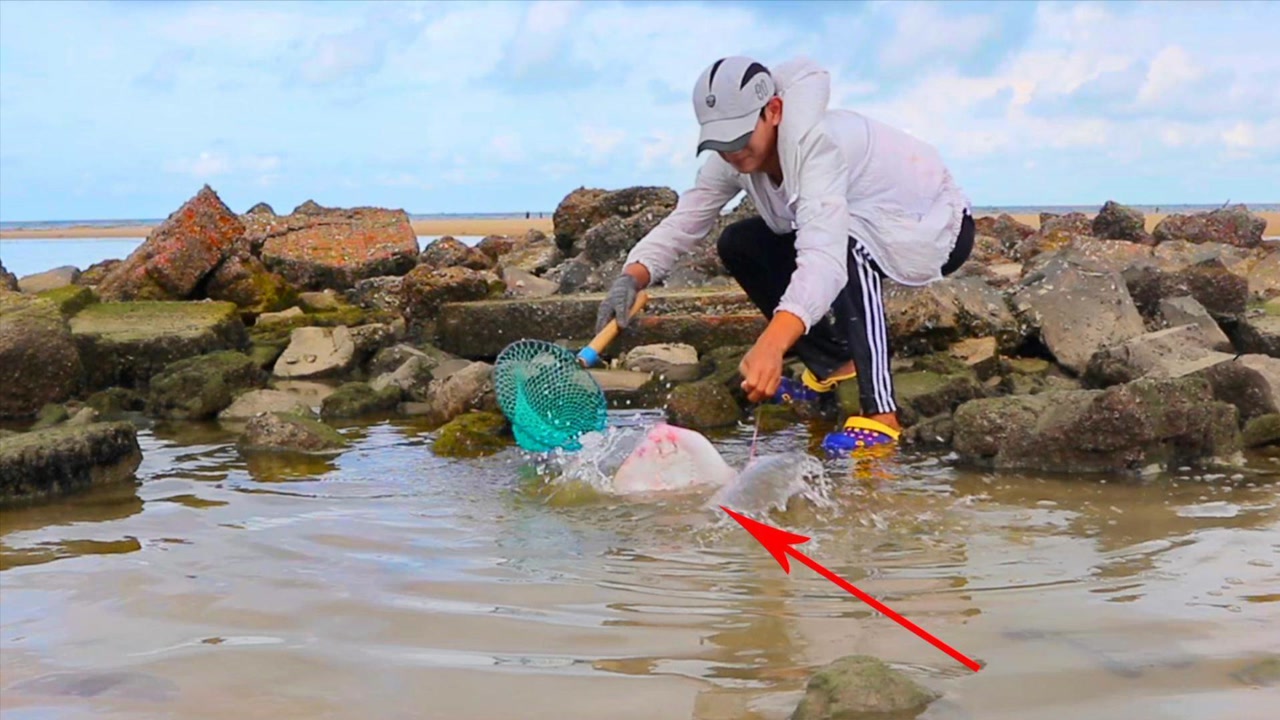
{"left": 577, "top": 289, "right": 649, "bottom": 367}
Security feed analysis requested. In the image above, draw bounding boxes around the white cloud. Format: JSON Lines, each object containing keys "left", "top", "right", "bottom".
{"left": 877, "top": 3, "right": 998, "bottom": 69}
{"left": 489, "top": 134, "right": 525, "bottom": 163}
{"left": 1137, "top": 45, "right": 1203, "bottom": 105}
{"left": 578, "top": 126, "right": 627, "bottom": 165}
{"left": 165, "top": 152, "right": 283, "bottom": 179}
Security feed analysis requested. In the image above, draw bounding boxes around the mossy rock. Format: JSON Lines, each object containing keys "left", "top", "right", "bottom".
{"left": 247, "top": 304, "right": 391, "bottom": 345}
{"left": 1242, "top": 413, "right": 1280, "bottom": 448}
{"left": 69, "top": 300, "right": 249, "bottom": 390}
{"left": 30, "top": 403, "right": 70, "bottom": 430}
{"left": 85, "top": 387, "right": 146, "bottom": 416}
{"left": 432, "top": 410, "right": 512, "bottom": 458}
{"left": 36, "top": 285, "right": 97, "bottom": 317}
{"left": 755, "top": 403, "right": 800, "bottom": 432}
{"left": 237, "top": 411, "right": 349, "bottom": 453}
{"left": 790, "top": 655, "right": 941, "bottom": 720}
{"left": 146, "top": 350, "right": 267, "bottom": 419}
{"left": 0, "top": 294, "right": 83, "bottom": 418}
{"left": 665, "top": 379, "right": 741, "bottom": 429}
{"left": 249, "top": 341, "right": 287, "bottom": 371}
{"left": 319, "top": 381, "right": 402, "bottom": 419}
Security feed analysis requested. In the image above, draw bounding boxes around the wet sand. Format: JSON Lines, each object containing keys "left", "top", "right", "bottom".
{"left": 2, "top": 212, "right": 1275, "bottom": 240}
{"left": 0, "top": 217, "right": 556, "bottom": 240}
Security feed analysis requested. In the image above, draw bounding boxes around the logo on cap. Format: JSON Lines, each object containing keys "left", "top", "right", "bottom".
{"left": 754, "top": 79, "right": 768, "bottom": 100}
{"left": 705, "top": 94, "right": 716, "bottom": 108}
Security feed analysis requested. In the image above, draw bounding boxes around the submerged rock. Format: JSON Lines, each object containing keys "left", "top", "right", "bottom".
{"left": 0, "top": 422, "right": 143, "bottom": 508}
{"left": 0, "top": 294, "right": 83, "bottom": 418}
{"left": 789, "top": 655, "right": 940, "bottom": 720}
{"left": 420, "top": 361, "right": 497, "bottom": 426}
{"left": 319, "top": 382, "right": 402, "bottom": 419}
{"left": 432, "top": 410, "right": 511, "bottom": 458}
{"left": 237, "top": 412, "right": 349, "bottom": 453}
{"left": 665, "top": 379, "right": 741, "bottom": 428}
{"left": 217, "top": 389, "right": 316, "bottom": 420}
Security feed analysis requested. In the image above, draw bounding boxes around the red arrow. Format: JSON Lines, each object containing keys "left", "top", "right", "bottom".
{"left": 720, "top": 505, "right": 983, "bottom": 672}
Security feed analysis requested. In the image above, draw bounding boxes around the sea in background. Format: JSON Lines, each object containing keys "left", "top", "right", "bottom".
{"left": 3, "top": 204, "right": 1278, "bottom": 280}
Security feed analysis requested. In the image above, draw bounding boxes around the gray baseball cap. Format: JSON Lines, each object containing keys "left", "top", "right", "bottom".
{"left": 692, "top": 56, "right": 776, "bottom": 154}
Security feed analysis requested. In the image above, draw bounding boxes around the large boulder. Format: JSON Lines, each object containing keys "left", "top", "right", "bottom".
{"left": 0, "top": 422, "right": 143, "bottom": 508}
{"left": 975, "top": 213, "right": 1035, "bottom": 255}
{"left": 1083, "top": 324, "right": 1237, "bottom": 388}
{"left": 319, "top": 382, "right": 402, "bottom": 419}
{"left": 70, "top": 301, "right": 249, "bottom": 390}
{"left": 258, "top": 207, "right": 419, "bottom": 291}
{"left": 952, "top": 376, "right": 1241, "bottom": 474}
{"left": 204, "top": 252, "right": 295, "bottom": 316}
{"left": 1011, "top": 257, "right": 1147, "bottom": 375}
{"left": 1123, "top": 254, "right": 1249, "bottom": 322}
{"left": 18, "top": 266, "right": 80, "bottom": 294}
{"left": 217, "top": 389, "right": 316, "bottom": 420}
{"left": 432, "top": 410, "right": 512, "bottom": 458}
{"left": 552, "top": 186, "right": 677, "bottom": 256}
{"left": 399, "top": 265, "right": 498, "bottom": 326}
{"left": 883, "top": 276, "right": 1022, "bottom": 355}
{"left": 1013, "top": 212, "right": 1094, "bottom": 260}
{"left": 1196, "top": 354, "right": 1280, "bottom": 423}
{"left": 420, "top": 361, "right": 497, "bottom": 426}
{"left": 1229, "top": 315, "right": 1280, "bottom": 357}
{"left": 237, "top": 412, "right": 349, "bottom": 453}
{"left": 664, "top": 379, "right": 741, "bottom": 429}
{"left": 550, "top": 209, "right": 673, "bottom": 293}
{"left": 271, "top": 325, "right": 357, "bottom": 379}
{"left": 1092, "top": 200, "right": 1150, "bottom": 243}
{"left": 1152, "top": 205, "right": 1267, "bottom": 249}
{"left": 97, "top": 185, "right": 245, "bottom": 301}
{"left": 0, "top": 295, "right": 83, "bottom": 418}
{"left": 146, "top": 351, "right": 266, "bottom": 419}
{"left": 419, "top": 236, "right": 494, "bottom": 271}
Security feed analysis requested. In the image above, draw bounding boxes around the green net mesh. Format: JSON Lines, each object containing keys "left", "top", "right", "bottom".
{"left": 493, "top": 339, "right": 608, "bottom": 453}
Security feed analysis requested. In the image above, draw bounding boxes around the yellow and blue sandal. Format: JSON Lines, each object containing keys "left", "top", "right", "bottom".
{"left": 821, "top": 416, "right": 900, "bottom": 455}
{"left": 772, "top": 367, "right": 857, "bottom": 404}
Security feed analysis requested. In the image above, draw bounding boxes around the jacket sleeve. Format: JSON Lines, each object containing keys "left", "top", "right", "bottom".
{"left": 774, "top": 129, "right": 851, "bottom": 332}
{"left": 624, "top": 156, "right": 742, "bottom": 283}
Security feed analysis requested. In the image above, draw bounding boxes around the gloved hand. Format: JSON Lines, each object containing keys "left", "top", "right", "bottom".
{"left": 595, "top": 274, "right": 639, "bottom": 334}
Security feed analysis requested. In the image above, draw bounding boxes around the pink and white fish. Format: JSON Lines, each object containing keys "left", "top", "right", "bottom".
{"left": 611, "top": 421, "right": 737, "bottom": 494}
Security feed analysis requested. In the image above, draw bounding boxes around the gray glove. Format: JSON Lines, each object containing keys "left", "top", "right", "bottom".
{"left": 595, "top": 274, "right": 639, "bottom": 334}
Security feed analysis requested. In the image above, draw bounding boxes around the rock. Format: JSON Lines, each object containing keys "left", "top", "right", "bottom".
{"left": 948, "top": 336, "right": 1001, "bottom": 380}
{"left": 420, "top": 236, "right": 494, "bottom": 271}
{"left": 1229, "top": 315, "right": 1280, "bottom": 357}
{"left": 218, "top": 389, "right": 316, "bottom": 420}
{"left": 789, "top": 655, "right": 940, "bottom": 720}
{"left": 146, "top": 351, "right": 266, "bottom": 419}
{"left": 623, "top": 343, "right": 701, "bottom": 381}
{"left": 370, "top": 355, "right": 435, "bottom": 401}
{"left": 889, "top": 370, "right": 988, "bottom": 426}
{"left": 1158, "top": 296, "right": 1233, "bottom": 351}
{"left": 346, "top": 276, "right": 406, "bottom": 314}
{"left": 1092, "top": 201, "right": 1149, "bottom": 243}
{"left": 1242, "top": 251, "right": 1280, "bottom": 301}
{"left": 74, "top": 259, "right": 121, "bottom": 288}
{"left": 497, "top": 235, "right": 562, "bottom": 276}
{"left": 590, "top": 369, "right": 654, "bottom": 406}
{"left": 272, "top": 325, "right": 356, "bottom": 379}
{"left": 18, "top": 265, "right": 80, "bottom": 293}
{"left": 257, "top": 306, "right": 305, "bottom": 325}
{"left": 319, "top": 382, "right": 402, "bottom": 419}
{"left": 204, "top": 253, "right": 295, "bottom": 316}
{"left": 432, "top": 410, "right": 511, "bottom": 458}
{"left": 298, "top": 290, "right": 341, "bottom": 312}
{"left": 293, "top": 199, "right": 327, "bottom": 215}
{"left": 1084, "top": 324, "right": 1237, "bottom": 388}
{"left": 31, "top": 403, "right": 70, "bottom": 430}
{"left": 1242, "top": 414, "right": 1280, "bottom": 448}
{"left": 421, "top": 361, "right": 497, "bottom": 426}
{"left": 36, "top": 285, "right": 97, "bottom": 317}
{"left": 552, "top": 186, "right": 677, "bottom": 255}
{"left": 0, "top": 422, "right": 143, "bottom": 508}
{"left": 259, "top": 207, "right": 419, "bottom": 291}
{"left": 66, "top": 407, "right": 99, "bottom": 426}
{"left": 953, "top": 376, "right": 1241, "bottom": 473}
{"left": 367, "top": 343, "right": 454, "bottom": 377}
{"left": 85, "top": 388, "right": 146, "bottom": 417}
{"left": 1014, "top": 212, "right": 1093, "bottom": 260}
{"left": 433, "top": 289, "right": 763, "bottom": 359}
{"left": 1196, "top": 354, "right": 1280, "bottom": 423}
{"left": 665, "top": 380, "right": 741, "bottom": 428}
{"left": 1123, "top": 255, "right": 1249, "bottom": 322}
{"left": 975, "top": 213, "right": 1036, "bottom": 254}
{"left": 500, "top": 266, "right": 559, "bottom": 298}
{"left": 0, "top": 260, "right": 18, "bottom": 292}
{"left": 0, "top": 295, "right": 83, "bottom": 418}
{"left": 902, "top": 413, "right": 955, "bottom": 450}
{"left": 347, "top": 323, "right": 397, "bottom": 364}
{"left": 97, "top": 185, "right": 244, "bottom": 301}
{"left": 884, "top": 276, "right": 1021, "bottom": 355}
{"left": 476, "top": 234, "right": 520, "bottom": 261}
{"left": 245, "top": 202, "right": 275, "bottom": 216}
{"left": 237, "top": 412, "right": 348, "bottom": 453}
{"left": 71, "top": 301, "right": 249, "bottom": 390}
{"left": 1152, "top": 205, "right": 1267, "bottom": 248}
{"left": 1011, "top": 257, "right": 1146, "bottom": 375}
{"left": 399, "top": 265, "right": 497, "bottom": 326}
{"left": 1020, "top": 238, "right": 1154, "bottom": 279}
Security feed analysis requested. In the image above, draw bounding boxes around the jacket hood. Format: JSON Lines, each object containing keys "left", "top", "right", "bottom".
{"left": 773, "top": 56, "right": 831, "bottom": 144}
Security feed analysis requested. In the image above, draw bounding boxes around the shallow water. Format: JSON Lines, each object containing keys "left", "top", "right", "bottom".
{"left": 2, "top": 411, "right": 1279, "bottom": 720}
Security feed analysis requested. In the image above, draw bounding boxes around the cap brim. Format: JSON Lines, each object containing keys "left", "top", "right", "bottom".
{"left": 696, "top": 113, "right": 758, "bottom": 154}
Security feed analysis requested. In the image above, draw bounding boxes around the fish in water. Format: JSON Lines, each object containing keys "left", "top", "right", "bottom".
{"left": 608, "top": 422, "right": 830, "bottom": 513}
{"left": 611, "top": 421, "right": 737, "bottom": 494}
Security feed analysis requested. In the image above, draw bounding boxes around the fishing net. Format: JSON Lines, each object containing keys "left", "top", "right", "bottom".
{"left": 493, "top": 339, "right": 608, "bottom": 453}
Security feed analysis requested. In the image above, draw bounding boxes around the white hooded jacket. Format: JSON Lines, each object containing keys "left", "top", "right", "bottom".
{"left": 624, "top": 56, "right": 972, "bottom": 333}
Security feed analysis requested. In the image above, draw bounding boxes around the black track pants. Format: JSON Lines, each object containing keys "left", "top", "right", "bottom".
{"left": 716, "top": 213, "right": 974, "bottom": 416}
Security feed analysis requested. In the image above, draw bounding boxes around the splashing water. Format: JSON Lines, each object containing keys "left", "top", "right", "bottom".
{"left": 706, "top": 451, "right": 837, "bottom": 516}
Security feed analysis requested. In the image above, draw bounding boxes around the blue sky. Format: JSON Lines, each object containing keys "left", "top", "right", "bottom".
{"left": 0, "top": 0, "right": 1277, "bottom": 222}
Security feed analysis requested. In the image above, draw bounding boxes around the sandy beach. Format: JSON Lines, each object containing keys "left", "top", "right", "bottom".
{"left": 1, "top": 212, "right": 1275, "bottom": 240}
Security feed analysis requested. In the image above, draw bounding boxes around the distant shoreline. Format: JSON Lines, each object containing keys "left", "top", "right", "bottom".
{"left": 2, "top": 211, "right": 1276, "bottom": 240}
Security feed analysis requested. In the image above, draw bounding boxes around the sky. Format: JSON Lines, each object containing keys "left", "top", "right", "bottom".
{"left": 0, "top": 0, "right": 1277, "bottom": 222}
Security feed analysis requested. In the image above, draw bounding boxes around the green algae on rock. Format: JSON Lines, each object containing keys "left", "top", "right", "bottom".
{"left": 236, "top": 412, "right": 349, "bottom": 454}
{"left": 70, "top": 300, "right": 249, "bottom": 390}
{"left": 665, "top": 379, "right": 741, "bottom": 429}
{"left": 146, "top": 351, "right": 267, "bottom": 419}
{"left": 432, "top": 410, "right": 512, "bottom": 458}
{"left": 0, "top": 294, "right": 84, "bottom": 419}
{"left": 0, "top": 422, "right": 143, "bottom": 508}
{"left": 1242, "top": 413, "right": 1280, "bottom": 448}
{"left": 319, "top": 382, "right": 402, "bottom": 419}
{"left": 36, "top": 285, "right": 98, "bottom": 317}
{"left": 789, "top": 655, "right": 940, "bottom": 720}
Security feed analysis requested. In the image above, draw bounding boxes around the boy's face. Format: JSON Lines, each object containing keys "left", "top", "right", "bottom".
{"left": 719, "top": 96, "right": 782, "bottom": 174}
